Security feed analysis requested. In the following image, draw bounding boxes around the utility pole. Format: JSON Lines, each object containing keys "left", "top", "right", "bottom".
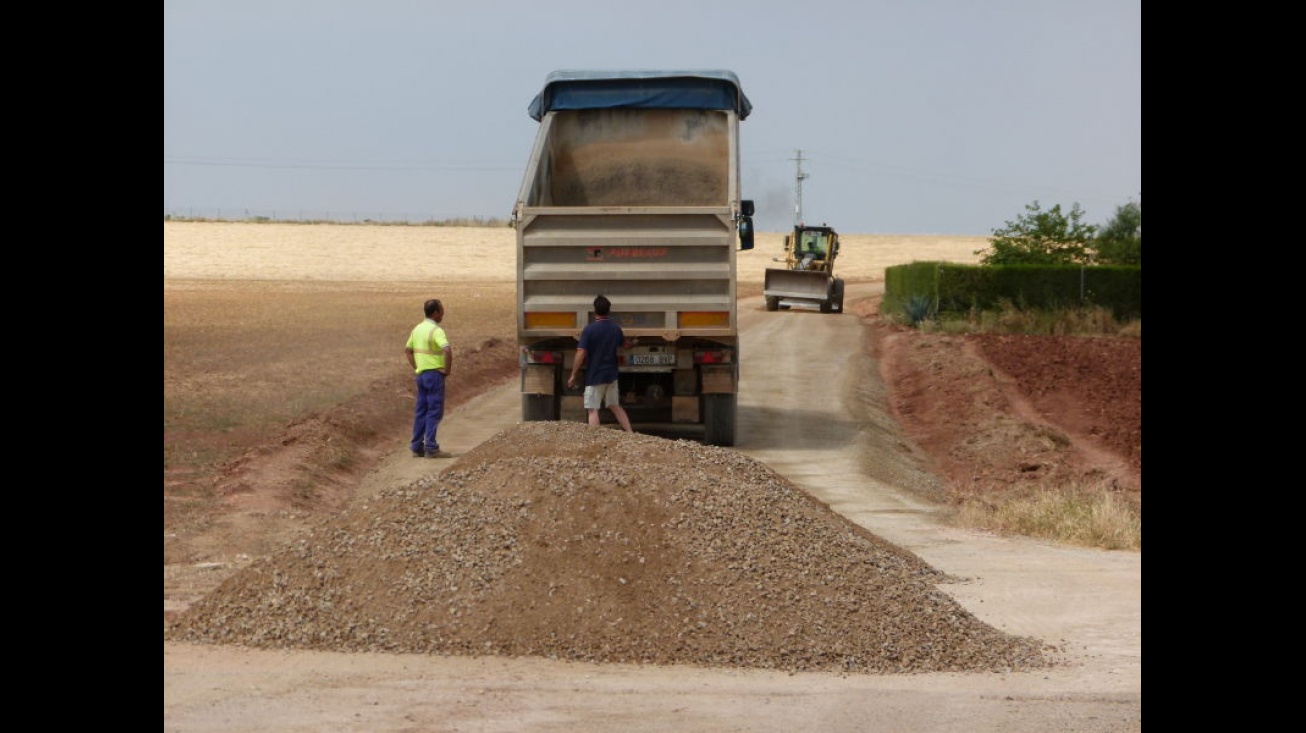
{"left": 792, "top": 149, "right": 809, "bottom": 226}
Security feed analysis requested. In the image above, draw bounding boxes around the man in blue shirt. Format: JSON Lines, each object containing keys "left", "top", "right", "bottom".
{"left": 566, "top": 294, "right": 634, "bottom": 432}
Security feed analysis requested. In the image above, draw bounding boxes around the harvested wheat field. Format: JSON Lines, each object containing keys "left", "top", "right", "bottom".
{"left": 161, "top": 220, "right": 986, "bottom": 285}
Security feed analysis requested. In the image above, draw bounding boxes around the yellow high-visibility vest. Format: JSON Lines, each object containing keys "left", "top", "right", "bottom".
{"left": 406, "top": 319, "right": 448, "bottom": 373}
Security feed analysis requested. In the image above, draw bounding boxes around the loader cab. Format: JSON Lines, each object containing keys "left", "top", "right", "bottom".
{"left": 791, "top": 225, "right": 839, "bottom": 271}
{"left": 801, "top": 232, "right": 826, "bottom": 257}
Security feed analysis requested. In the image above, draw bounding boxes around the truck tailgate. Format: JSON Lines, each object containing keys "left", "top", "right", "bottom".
{"left": 518, "top": 210, "right": 738, "bottom": 339}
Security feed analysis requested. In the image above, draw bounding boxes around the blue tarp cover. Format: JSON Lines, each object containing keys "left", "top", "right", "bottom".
{"left": 528, "top": 70, "right": 751, "bottom": 121}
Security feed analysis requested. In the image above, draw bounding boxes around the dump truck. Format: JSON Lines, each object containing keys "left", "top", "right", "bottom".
{"left": 763, "top": 224, "right": 844, "bottom": 313}
{"left": 510, "top": 70, "right": 755, "bottom": 446}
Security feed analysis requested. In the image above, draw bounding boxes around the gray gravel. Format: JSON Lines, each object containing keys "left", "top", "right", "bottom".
{"left": 165, "top": 422, "right": 1052, "bottom": 674}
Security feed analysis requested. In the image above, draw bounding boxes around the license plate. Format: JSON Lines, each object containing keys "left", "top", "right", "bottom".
{"left": 627, "top": 352, "right": 676, "bottom": 366}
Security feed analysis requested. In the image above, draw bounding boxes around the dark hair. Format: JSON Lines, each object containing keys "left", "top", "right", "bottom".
{"left": 424, "top": 299, "right": 443, "bottom": 317}
{"left": 593, "top": 294, "right": 611, "bottom": 316}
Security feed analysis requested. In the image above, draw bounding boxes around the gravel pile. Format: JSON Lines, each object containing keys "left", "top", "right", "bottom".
{"left": 165, "top": 422, "right": 1051, "bottom": 674}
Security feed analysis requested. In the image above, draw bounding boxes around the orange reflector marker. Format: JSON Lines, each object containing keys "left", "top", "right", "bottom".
{"left": 678, "top": 311, "right": 729, "bottom": 328}
{"left": 525, "top": 312, "right": 576, "bottom": 329}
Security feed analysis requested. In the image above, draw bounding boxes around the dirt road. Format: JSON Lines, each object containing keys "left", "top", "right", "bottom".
{"left": 163, "top": 282, "right": 1140, "bottom": 732}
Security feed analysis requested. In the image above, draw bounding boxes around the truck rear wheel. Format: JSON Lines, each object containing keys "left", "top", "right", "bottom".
{"left": 522, "top": 394, "right": 558, "bottom": 421}
{"left": 765, "top": 295, "right": 779, "bottom": 311}
{"left": 703, "top": 393, "right": 737, "bottom": 446}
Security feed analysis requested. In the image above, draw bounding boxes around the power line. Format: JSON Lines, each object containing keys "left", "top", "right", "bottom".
{"left": 163, "top": 155, "right": 519, "bottom": 172}
{"left": 747, "top": 148, "right": 1132, "bottom": 209}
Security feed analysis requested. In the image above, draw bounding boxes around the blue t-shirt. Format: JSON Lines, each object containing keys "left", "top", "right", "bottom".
{"left": 577, "top": 317, "right": 624, "bottom": 386}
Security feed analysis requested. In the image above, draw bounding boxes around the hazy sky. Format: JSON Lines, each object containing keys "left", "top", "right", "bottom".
{"left": 163, "top": 0, "right": 1140, "bottom": 235}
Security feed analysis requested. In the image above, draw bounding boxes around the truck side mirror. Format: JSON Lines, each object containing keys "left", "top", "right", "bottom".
{"left": 741, "top": 199, "right": 755, "bottom": 217}
{"left": 738, "top": 215, "right": 754, "bottom": 250}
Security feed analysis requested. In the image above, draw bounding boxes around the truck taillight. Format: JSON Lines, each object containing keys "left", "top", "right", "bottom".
{"left": 525, "top": 312, "right": 576, "bottom": 329}
{"left": 693, "top": 350, "right": 732, "bottom": 364}
{"left": 527, "top": 350, "right": 563, "bottom": 364}
{"left": 678, "top": 311, "right": 730, "bottom": 328}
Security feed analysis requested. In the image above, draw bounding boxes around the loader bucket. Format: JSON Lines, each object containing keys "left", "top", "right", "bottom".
{"left": 763, "top": 268, "right": 832, "bottom": 300}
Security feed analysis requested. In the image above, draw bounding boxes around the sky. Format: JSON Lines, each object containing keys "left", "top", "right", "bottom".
{"left": 163, "top": 0, "right": 1140, "bottom": 236}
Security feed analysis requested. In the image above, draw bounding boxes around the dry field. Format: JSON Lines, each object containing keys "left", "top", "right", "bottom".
{"left": 162, "top": 220, "right": 986, "bottom": 284}
{"left": 164, "top": 222, "right": 1050, "bottom": 672}
{"left": 163, "top": 221, "right": 1008, "bottom": 575}
{"left": 163, "top": 221, "right": 988, "bottom": 491}
{"left": 164, "top": 222, "right": 1140, "bottom": 732}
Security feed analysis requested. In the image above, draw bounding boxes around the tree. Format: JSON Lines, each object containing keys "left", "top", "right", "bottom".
{"left": 1094, "top": 198, "right": 1141, "bottom": 266}
{"left": 975, "top": 201, "right": 1097, "bottom": 265}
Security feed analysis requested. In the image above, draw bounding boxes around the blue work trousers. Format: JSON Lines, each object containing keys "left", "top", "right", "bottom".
{"left": 409, "top": 369, "right": 446, "bottom": 454}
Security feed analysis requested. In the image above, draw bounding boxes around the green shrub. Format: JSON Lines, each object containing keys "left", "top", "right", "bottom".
{"left": 903, "top": 294, "right": 935, "bottom": 326}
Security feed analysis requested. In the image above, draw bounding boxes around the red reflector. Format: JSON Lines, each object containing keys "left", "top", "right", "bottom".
{"left": 693, "top": 350, "right": 731, "bottom": 364}
{"left": 529, "top": 350, "right": 562, "bottom": 364}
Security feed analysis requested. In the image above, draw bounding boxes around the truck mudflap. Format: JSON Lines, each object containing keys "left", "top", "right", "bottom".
{"left": 521, "top": 363, "right": 562, "bottom": 421}
{"left": 763, "top": 268, "right": 832, "bottom": 300}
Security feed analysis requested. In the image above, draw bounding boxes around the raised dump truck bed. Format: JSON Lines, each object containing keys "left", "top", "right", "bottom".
{"left": 512, "top": 70, "right": 754, "bottom": 445}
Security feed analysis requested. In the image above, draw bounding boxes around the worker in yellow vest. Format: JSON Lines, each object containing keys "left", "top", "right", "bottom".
{"left": 405, "top": 298, "right": 453, "bottom": 458}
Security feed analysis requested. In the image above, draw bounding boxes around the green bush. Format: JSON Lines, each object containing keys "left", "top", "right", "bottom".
{"left": 886, "top": 261, "right": 1140, "bottom": 323}
{"left": 903, "top": 294, "right": 935, "bottom": 325}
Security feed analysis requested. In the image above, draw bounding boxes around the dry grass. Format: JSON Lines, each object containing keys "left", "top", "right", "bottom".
{"left": 907, "top": 303, "right": 1142, "bottom": 337}
{"left": 953, "top": 481, "right": 1142, "bottom": 551}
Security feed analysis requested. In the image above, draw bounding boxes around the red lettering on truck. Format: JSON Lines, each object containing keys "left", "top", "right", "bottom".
{"left": 585, "top": 247, "right": 669, "bottom": 260}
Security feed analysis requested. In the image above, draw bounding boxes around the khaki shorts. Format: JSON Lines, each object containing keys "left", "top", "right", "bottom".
{"left": 582, "top": 381, "right": 620, "bottom": 410}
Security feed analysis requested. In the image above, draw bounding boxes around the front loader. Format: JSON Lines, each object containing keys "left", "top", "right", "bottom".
{"left": 763, "top": 224, "right": 844, "bottom": 313}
